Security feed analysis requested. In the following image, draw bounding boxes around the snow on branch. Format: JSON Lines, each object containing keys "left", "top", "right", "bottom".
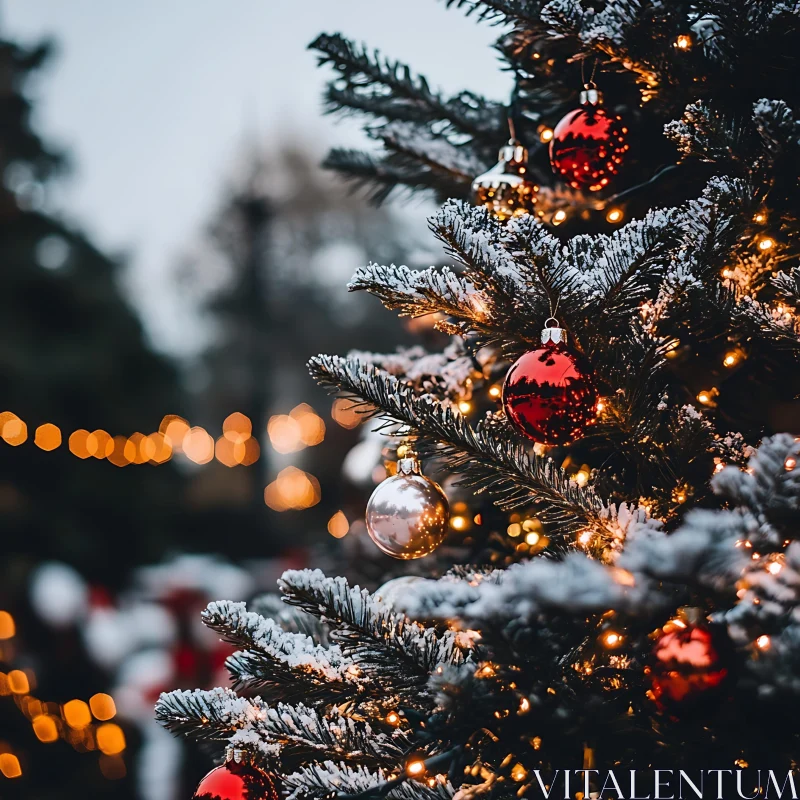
{"left": 201, "top": 601, "right": 362, "bottom": 702}
{"left": 156, "top": 687, "right": 409, "bottom": 768}
{"left": 308, "top": 354, "right": 617, "bottom": 542}
{"left": 286, "top": 761, "right": 454, "bottom": 800}
{"left": 279, "top": 569, "right": 468, "bottom": 696}
{"left": 155, "top": 687, "right": 268, "bottom": 741}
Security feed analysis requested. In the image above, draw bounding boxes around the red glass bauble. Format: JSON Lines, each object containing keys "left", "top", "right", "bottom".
{"left": 647, "top": 624, "right": 729, "bottom": 711}
{"left": 193, "top": 758, "right": 279, "bottom": 800}
{"left": 502, "top": 335, "right": 597, "bottom": 445}
{"left": 550, "top": 103, "right": 628, "bottom": 191}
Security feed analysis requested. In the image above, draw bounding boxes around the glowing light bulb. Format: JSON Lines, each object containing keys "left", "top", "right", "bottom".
{"left": 540, "top": 127, "right": 554, "bottom": 143}
{"left": 407, "top": 759, "right": 426, "bottom": 777}
{"left": 578, "top": 530, "right": 593, "bottom": 546}
{"left": 674, "top": 34, "right": 692, "bottom": 49}
{"left": 606, "top": 208, "right": 623, "bottom": 223}
{"left": 767, "top": 562, "right": 783, "bottom": 575}
{"left": 759, "top": 237, "right": 774, "bottom": 251}
{"left": 756, "top": 635, "right": 770, "bottom": 650}
{"left": 386, "top": 711, "right": 400, "bottom": 726}
{"left": 525, "top": 531, "right": 540, "bottom": 546}
{"left": 458, "top": 400, "right": 472, "bottom": 414}
{"left": 450, "top": 515, "right": 468, "bottom": 531}
{"left": 488, "top": 384, "right": 501, "bottom": 399}
{"left": 785, "top": 457, "right": 797, "bottom": 471}
{"left": 603, "top": 631, "right": 622, "bottom": 648}
{"left": 552, "top": 209, "right": 567, "bottom": 225}
{"left": 723, "top": 351, "right": 739, "bottom": 367}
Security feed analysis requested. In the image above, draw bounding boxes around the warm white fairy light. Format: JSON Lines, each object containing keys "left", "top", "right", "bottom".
{"left": 756, "top": 635, "right": 771, "bottom": 650}
{"left": 758, "top": 237, "right": 775, "bottom": 251}
{"left": 407, "top": 759, "right": 426, "bottom": 777}
{"left": 553, "top": 210, "right": 567, "bottom": 225}
{"left": 603, "top": 631, "right": 622, "bottom": 648}
{"left": 458, "top": 400, "right": 472, "bottom": 414}
{"left": 768, "top": 561, "right": 783, "bottom": 575}
{"left": 674, "top": 33, "right": 692, "bottom": 49}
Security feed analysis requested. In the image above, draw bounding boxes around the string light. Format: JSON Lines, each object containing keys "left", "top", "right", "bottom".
{"left": 603, "top": 631, "right": 622, "bottom": 648}
{"left": 605, "top": 208, "right": 624, "bottom": 223}
{"left": 754, "top": 212, "right": 767, "bottom": 223}
{"left": 758, "top": 237, "right": 775, "bottom": 251}
{"left": 696, "top": 387, "right": 719, "bottom": 407}
{"left": 386, "top": 711, "right": 401, "bottom": 726}
{"left": 674, "top": 34, "right": 692, "bottom": 49}
{"left": 488, "top": 384, "right": 501, "bottom": 399}
{"left": 525, "top": 531, "right": 540, "bottom": 546}
{"left": 756, "top": 635, "right": 771, "bottom": 650}
{"left": 407, "top": 759, "right": 426, "bottom": 777}
{"left": 785, "top": 457, "right": 797, "bottom": 472}
{"left": 539, "top": 127, "right": 554, "bottom": 143}
{"left": 767, "top": 561, "right": 783, "bottom": 575}
{"left": 578, "top": 530, "right": 593, "bottom": 546}
{"left": 458, "top": 400, "right": 472, "bottom": 414}
{"left": 0, "top": 611, "right": 15, "bottom": 640}
{"left": 723, "top": 349, "right": 743, "bottom": 367}
{"left": 507, "top": 523, "right": 522, "bottom": 538}
{"left": 552, "top": 210, "right": 567, "bottom": 225}
{"left": 450, "top": 515, "right": 468, "bottom": 531}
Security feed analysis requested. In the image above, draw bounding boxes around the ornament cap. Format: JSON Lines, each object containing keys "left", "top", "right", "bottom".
{"left": 498, "top": 138, "right": 528, "bottom": 165}
{"left": 580, "top": 85, "right": 603, "bottom": 106}
{"left": 225, "top": 747, "right": 253, "bottom": 766}
{"left": 397, "top": 454, "right": 422, "bottom": 476}
{"left": 541, "top": 318, "right": 567, "bottom": 345}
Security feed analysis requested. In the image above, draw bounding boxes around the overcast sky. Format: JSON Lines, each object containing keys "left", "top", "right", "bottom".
{"left": 4, "top": 0, "right": 511, "bottom": 355}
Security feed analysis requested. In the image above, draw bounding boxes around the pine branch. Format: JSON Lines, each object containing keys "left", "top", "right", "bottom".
{"left": 279, "top": 569, "right": 468, "bottom": 698}
{"left": 308, "top": 355, "right": 615, "bottom": 543}
{"left": 155, "top": 687, "right": 268, "bottom": 741}
{"left": 323, "top": 149, "right": 469, "bottom": 205}
{"left": 286, "top": 761, "right": 454, "bottom": 800}
{"left": 156, "top": 689, "right": 408, "bottom": 767}
{"left": 310, "top": 34, "right": 503, "bottom": 142}
{"left": 201, "top": 601, "right": 362, "bottom": 702}
{"left": 442, "top": 0, "right": 546, "bottom": 26}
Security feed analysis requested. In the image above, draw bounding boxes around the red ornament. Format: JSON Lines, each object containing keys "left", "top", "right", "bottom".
{"left": 647, "top": 623, "right": 729, "bottom": 710}
{"left": 549, "top": 86, "right": 628, "bottom": 191}
{"left": 502, "top": 322, "right": 597, "bottom": 445}
{"left": 193, "top": 751, "right": 279, "bottom": 800}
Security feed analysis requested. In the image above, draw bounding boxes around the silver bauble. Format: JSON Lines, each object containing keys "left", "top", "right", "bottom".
{"left": 365, "top": 456, "right": 449, "bottom": 560}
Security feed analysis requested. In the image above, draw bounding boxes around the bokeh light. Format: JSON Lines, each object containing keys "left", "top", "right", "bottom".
{"left": 331, "top": 398, "right": 362, "bottom": 429}
{"left": 34, "top": 423, "right": 62, "bottom": 451}
{"left": 327, "top": 510, "right": 349, "bottom": 538}
{"left": 63, "top": 699, "right": 92, "bottom": 730}
{"left": 1, "top": 413, "right": 27, "bottom": 446}
{"left": 222, "top": 412, "right": 252, "bottom": 443}
{"left": 89, "top": 693, "right": 116, "bottom": 721}
{"left": 96, "top": 723, "right": 125, "bottom": 755}
{"left": 0, "top": 611, "right": 15, "bottom": 640}
{"left": 0, "top": 753, "right": 22, "bottom": 778}
{"left": 264, "top": 467, "right": 321, "bottom": 511}
{"left": 32, "top": 714, "right": 59, "bottom": 743}
{"left": 182, "top": 427, "right": 214, "bottom": 464}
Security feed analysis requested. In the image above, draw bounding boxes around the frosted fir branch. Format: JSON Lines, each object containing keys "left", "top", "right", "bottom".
{"left": 279, "top": 569, "right": 468, "bottom": 696}
{"left": 155, "top": 687, "right": 268, "bottom": 741}
{"left": 713, "top": 434, "right": 800, "bottom": 543}
{"left": 250, "top": 593, "right": 332, "bottom": 645}
{"left": 376, "top": 121, "right": 488, "bottom": 181}
{"left": 664, "top": 102, "right": 745, "bottom": 165}
{"left": 157, "top": 688, "right": 409, "bottom": 766}
{"left": 201, "top": 601, "right": 362, "bottom": 700}
{"left": 540, "top": 0, "right": 587, "bottom": 39}
{"left": 307, "top": 355, "right": 616, "bottom": 541}
{"left": 347, "top": 340, "right": 478, "bottom": 400}
{"left": 286, "top": 761, "right": 454, "bottom": 800}
{"left": 349, "top": 263, "right": 488, "bottom": 323}
{"left": 752, "top": 99, "right": 799, "bottom": 158}
{"left": 773, "top": 267, "right": 800, "bottom": 305}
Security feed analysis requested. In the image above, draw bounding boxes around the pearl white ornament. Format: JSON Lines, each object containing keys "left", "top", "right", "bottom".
{"left": 365, "top": 455, "right": 449, "bottom": 559}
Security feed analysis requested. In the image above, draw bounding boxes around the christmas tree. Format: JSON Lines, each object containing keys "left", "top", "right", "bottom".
{"left": 157, "top": 2, "right": 800, "bottom": 797}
